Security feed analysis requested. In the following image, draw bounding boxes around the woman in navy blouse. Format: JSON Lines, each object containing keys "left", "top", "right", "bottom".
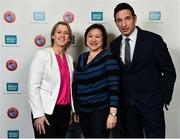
{"left": 74, "top": 24, "right": 120, "bottom": 138}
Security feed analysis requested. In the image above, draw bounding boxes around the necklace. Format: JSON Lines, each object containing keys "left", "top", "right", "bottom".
{"left": 87, "top": 54, "right": 95, "bottom": 64}
{"left": 87, "top": 49, "right": 103, "bottom": 64}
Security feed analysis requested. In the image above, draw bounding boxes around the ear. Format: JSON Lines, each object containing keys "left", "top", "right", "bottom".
{"left": 52, "top": 35, "right": 55, "bottom": 40}
{"left": 134, "top": 15, "right": 137, "bottom": 23}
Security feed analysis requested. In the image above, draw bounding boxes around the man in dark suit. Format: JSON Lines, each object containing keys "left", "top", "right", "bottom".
{"left": 110, "top": 2, "right": 176, "bottom": 138}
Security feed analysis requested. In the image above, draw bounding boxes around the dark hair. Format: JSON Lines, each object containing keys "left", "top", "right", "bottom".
{"left": 50, "top": 21, "right": 72, "bottom": 49}
{"left": 84, "top": 23, "right": 107, "bottom": 49}
{"left": 114, "top": 3, "right": 136, "bottom": 19}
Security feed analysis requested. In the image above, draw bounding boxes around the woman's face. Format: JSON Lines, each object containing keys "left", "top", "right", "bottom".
{"left": 52, "top": 24, "right": 70, "bottom": 47}
{"left": 86, "top": 28, "right": 103, "bottom": 52}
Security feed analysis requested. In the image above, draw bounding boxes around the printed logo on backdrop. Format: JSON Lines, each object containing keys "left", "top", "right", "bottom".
{"left": 2, "top": 35, "right": 19, "bottom": 47}
{"left": 63, "top": 11, "right": 74, "bottom": 23}
{"left": 7, "top": 130, "right": 19, "bottom": 139}
{"left": 5, "top": 35, "right": 17, "bottom": 44}
{"left": 147, "top": 11, "right": 163, "bottom": 24}
{"left": 6, "top": 59, "right": 18, "bottom": 71}
{"left": 4, "top": 11, "right": 16, "bottom": 23}
{"left": 91, "top": 12, "right": 103, "bottom": 21}
{"left": 6, "top": 83, "right": 19, "bottom": 93}
{"left": 33, "top": 11, "right": 45, "bottom": 21}
{"left": 7, "top": 107, "right": 19, "bottom": 119}
{"left": 34, "top": 35, "right": 46, "bottom": 47}
{"left": 71, "top": 35, "right": 75, "bottom": 45}
{"left": 149, "top": 11, "right": 161, "bottom": 21}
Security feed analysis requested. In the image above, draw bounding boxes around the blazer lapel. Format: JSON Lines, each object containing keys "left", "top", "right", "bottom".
{"left": 50, "top": 47, "right": 61, "bottom": 82}
{"left": 65, "top": 53, "right": 74, "bottom": 81}
{"left": 129, "top": 27, "right": 144, "bottom": 69}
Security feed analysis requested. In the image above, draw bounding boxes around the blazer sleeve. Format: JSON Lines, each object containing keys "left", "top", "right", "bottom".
{"left": 153, "top": 35, "right": 176, "bottom": 105}
{"left": 28, "top": 50, "right": 46, "bottom": 118}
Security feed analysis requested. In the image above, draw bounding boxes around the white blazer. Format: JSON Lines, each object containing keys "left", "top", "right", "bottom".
{"left": 28, "top": 47, "right": 75, "bottom": 119}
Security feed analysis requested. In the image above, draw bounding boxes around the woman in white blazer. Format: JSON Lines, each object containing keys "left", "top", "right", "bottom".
{"left": 28, "top": 21, "right": 75, "bottom": 138}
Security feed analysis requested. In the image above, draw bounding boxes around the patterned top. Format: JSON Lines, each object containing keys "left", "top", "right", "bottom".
{"left": 74, "top": 49, "right": 120, "bottom": 113}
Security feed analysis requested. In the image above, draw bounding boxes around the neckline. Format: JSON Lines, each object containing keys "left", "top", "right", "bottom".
{"left": 86, "top": 49, "right": 104, "bottom": 65}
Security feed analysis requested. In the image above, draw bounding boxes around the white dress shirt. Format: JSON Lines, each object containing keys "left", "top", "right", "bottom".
{"left": 120, "top": 27, "right": 138, "bottom": 63}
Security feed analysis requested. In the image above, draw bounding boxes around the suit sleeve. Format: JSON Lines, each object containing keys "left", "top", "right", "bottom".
{"left": 153, "top": 35, "right": 176, "bottom": 105}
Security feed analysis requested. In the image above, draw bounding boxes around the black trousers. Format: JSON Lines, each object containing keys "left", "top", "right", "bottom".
{"left": 124, "top": 104, "right": 165, "bottom": 138}
{"left": 32, "top": 104, "right": 71, "bottom": 138}
{"left": 79, "top": 108, "right": 110, "bottom": 138}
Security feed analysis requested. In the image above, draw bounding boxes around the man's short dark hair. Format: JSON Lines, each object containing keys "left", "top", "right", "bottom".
{"left": 114, "top": 3, "right": 136, "bottom": 19}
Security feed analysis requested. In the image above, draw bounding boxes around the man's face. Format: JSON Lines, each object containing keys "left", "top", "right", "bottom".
{"left": 115, "top": 9, "right": 137, "bottom": 37}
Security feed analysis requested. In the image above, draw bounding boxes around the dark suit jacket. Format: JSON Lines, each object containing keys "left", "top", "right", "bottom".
{"left": 110, "top": 26, "right": 176, "bottom": 113}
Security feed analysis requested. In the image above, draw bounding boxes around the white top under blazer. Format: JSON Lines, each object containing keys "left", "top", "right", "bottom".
{"left": 28, "top": 47, "right": 75, "bottom": 119}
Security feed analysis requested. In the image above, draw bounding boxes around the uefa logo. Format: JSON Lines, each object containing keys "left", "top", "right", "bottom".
{"left": 7, "top": 130, "right": 19, "bottom": 138}
{"left": 34, "top": 35, "right": 46, "bottom": 47}
{"left": 6, "top": 83, "right": 19, "bottom": 92}
{"left": 149, "top": 11, "right": 161, "bottom": 21}
{"left": 91, "top": 12, "right": 103, "bottom": 21}
{"left": 7, "top": 107, "right": 19, "bottom": 119}
{"left": 33, "top": 11, "right": 45, "bottom": 21}
{"left": 6, "top": 59, "right": 17, "bottom": 71}
{"left": 5, "top": 35, "right": 17, "bottom": 44}
{"left": 4, "top": 11, "right": 16, "bottom": 23}
{"left": 63, "top": 11, "right": 74, "bottom": 23}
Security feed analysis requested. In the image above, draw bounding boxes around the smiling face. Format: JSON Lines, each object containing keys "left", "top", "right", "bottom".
{"left": 115, "top": 9, "right": 137, "bottom": 37}
{"left": 51, "top": 24, "right": 70, "bottom": 48}
{"left": 86, "top": 28, "right": 103, "bottom": 52}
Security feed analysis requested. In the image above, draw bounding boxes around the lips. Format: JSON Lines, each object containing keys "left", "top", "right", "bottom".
{"left": 58, "top": 38, "right": 66, "bottom": 42}
{"left": 90, "top": 43, "right": 98, "bottom": 46}
{"left": 122, "top": 28, "right": 129, "bottom": 32}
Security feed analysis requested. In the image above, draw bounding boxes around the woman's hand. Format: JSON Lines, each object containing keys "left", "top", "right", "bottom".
{"left": 34, "top": 116, "right": 50, "bottom": 135}
{"left": 106, "top": 114, "right": 117, "bottom": 129}
{"left": 106, "top": 107, "right": 117, "bottom": 129}
{"left": 69, "top": 113, "right": 80, "bottom": 125}
{"left": 73, "top": 113, "right": 80, "bottom": 123}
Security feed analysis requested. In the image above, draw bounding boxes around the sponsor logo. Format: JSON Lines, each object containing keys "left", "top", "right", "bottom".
{"left": 91, "top": 12, "right": 103, "bottom": 21}
{"left": 63, "top": 11, "right": 74, "bottom": 23}
{"left": 7, "top": 130, "right": 19, "bottom": 138}
{"left": 6, "top": 59, "right": 17, "bottom": 71}
{"left": 33, "top": 11, "right": 45, "bottom": 21}
{"left": 4, "top": 11, "right": 16, "bottom": 23}
{"left": 149, "top": 11, "right": 161, "bottom": 21}
{"left": 71, "top": 35, "right": 75, "bottom": 44}
{"left": 5, "top": 35, "right": 17, "bottom": 44}
{"left": 34, "top": 35, "right": 46, "bottom": 47}
{"left": 7, "top": 107, "right": 19, "bottom": 119}
{"left": 6, "top": 83, "right": 19, "bottom": 92}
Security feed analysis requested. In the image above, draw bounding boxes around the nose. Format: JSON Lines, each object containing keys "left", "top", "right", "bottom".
{"left": 92, "top": 36, "right": 97, "bottom": 41}
{"left": 122, "top": 20, "right": 127, "bottom": 27}
{"left": 60, "top": 33, "right": 65, "bottom": 37}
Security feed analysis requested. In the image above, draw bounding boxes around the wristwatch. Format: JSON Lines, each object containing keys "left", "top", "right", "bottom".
{"left": 109, "top": 112, "right": 117, "bottom": 117}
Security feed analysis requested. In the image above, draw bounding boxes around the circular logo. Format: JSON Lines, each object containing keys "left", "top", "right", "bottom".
{"left": 63, "top": 11, "right": 74, "bottom": 23}
{"left": 4, "top": 11, "right": 16, "bottom": 23}
{"left": 7, "top": 107, "right": 19, "bottom": 119}
{"left": 34, "top": 35, "right": 46, "bottom": 47}
{"left": 6, "top": 59, "right": 17, "bottom": 71}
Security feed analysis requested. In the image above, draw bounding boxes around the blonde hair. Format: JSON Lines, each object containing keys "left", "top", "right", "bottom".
{"left": 50, "top": 21, "right": 72, "bottom": 50}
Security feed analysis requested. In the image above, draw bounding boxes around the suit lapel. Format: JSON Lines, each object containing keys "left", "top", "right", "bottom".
{"left": 129, "top": 27, "right": 144, "bottom": 69}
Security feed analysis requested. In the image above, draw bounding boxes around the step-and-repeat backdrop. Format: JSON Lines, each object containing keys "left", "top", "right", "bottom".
{"left": 1, "top": 0, "right": 180, "bottom": 138}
